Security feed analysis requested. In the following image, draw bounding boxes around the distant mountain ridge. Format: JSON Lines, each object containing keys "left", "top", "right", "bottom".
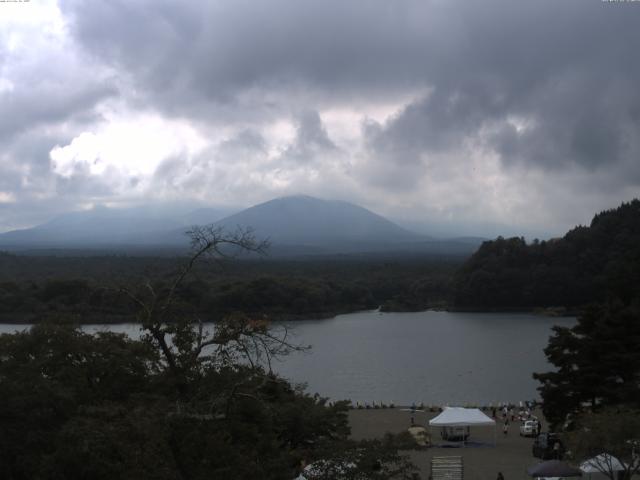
{"left": 0, "top": 195, "right": 483, "bottom": 256}
{"left": 0, "top": 205, "right": 234, "bottom": 247}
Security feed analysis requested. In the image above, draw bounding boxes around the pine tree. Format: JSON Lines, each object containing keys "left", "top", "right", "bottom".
{"left": 533, "top": 301, "right": 640, "bottom": 428}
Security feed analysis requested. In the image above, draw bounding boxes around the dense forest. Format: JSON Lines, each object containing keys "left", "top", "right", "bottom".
{"left": 0, "top": 252, "right": 459, "bottom": 323}
{"left": 453, "top": 200, "right": 640, "bottom": 310}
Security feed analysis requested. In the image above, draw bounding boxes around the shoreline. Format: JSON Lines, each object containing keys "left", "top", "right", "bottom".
{"left": 0, "top": 305, "right": 578, "bottom": 326}
{"left": 347, "top": 402, "right": 538, "bottom": 411}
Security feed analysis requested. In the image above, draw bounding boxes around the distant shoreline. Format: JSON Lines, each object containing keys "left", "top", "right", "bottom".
{"left": 448, "top": 306, "right": 579, "bottom": 317}
{"left": 0, "top": 305, "right": 578, "bottom": 326}
{"left": 0, "top": 308, "right": 366, "bottom": 326}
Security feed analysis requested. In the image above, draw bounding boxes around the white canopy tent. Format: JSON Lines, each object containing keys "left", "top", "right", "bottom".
{"left": 580, "top": 454, "right": 626, "bottom": 478}
{"left": 428, "top": 407, "right": 497, "bottom": 446}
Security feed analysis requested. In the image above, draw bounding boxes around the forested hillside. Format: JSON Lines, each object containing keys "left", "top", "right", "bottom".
{"left": 453, "top": 200, "right": 640, "bottom": 310}
{"left": 0, "top": 253, "right": 458, "bottom": 323}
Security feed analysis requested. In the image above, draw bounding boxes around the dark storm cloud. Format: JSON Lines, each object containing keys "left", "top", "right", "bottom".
{"left": 0, "top": 18, "right": 116, "bottom": 142}
{"left": 217, "top": 129, "right": 267, "bottom": 156}
{"left": 3, "top": 0, "right": 640, "bottom": 234}
{"left": 280, "top": 110, "right": 338, "bottom": 164}
{"left": 0, "top": 83, "right": 115, "bottom": 142}
{"left": 488, "top": 73, "right": 640, "bottom": 176}
{"left": 59, "top": 0, "right": 640, "bottom": 177}
{"left": 356, "top": 4, "right": 640, "bottom": 196}
{"left": 1, "top": 132, "right": 69, "bottom": 200}
{"left": 59, "top": 0, "right": 430, "bottom": 118}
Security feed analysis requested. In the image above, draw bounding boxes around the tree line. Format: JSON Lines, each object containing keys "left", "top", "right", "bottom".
{"left": 0, "top": 253, "right": 458, "bottom": 323}
{"left": 453, "top": 200, "right": 640, "bottom": 310}
{"left": 527, "top": 201, "right": 640, "bottom": 480}
{"left": 447, "top": 200, "right": 640, "bottom": 480}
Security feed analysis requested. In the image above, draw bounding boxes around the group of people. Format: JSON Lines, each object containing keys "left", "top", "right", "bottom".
{"left": 491, "top": 402, "right": 540, "bottom": 436}
{"left": 491, "top": 401, "right": 537, "bottom": 420}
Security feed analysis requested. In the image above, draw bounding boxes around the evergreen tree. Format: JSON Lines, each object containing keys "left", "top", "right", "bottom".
{"left": 533, "top": 301, "right": 640, "bottom": 428}
{"left": 454, "top": 199, "right": 640, "bottom": 309}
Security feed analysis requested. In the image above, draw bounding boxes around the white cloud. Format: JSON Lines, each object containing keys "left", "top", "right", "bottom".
{"left": 0, "top": 192, "right": 16, "bottom": 204}
{"left": 50, "top": 111, "right": 208, "bottom": 187}
{"left": 0, "top": 0, "right": 64, "bottom": 34}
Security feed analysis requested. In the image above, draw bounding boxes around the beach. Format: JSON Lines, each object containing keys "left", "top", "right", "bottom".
{"left": 349, "top": 407, "right": 546, "bottom": 480}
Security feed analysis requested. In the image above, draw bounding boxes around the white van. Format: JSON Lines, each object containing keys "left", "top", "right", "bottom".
{"left": 520, "top": 420, "right": 539, "bottom": 437}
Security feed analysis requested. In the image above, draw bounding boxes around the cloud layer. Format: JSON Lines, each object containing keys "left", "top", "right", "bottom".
{"left": 1, "top": 0, "right": 639, "bottom": 236}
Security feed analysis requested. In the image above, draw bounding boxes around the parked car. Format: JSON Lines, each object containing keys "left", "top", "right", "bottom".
{"left": 440, "top": 426, "right": 470, "bottom": 441}
{"left": 520, "top": 420, "right": 539, "bottom": 437}
{"left": 532, "top": 433, "right": 564, "bottom": 460}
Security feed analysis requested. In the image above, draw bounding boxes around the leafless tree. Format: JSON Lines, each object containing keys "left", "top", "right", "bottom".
{"left": 121, "top": 225, "right": 306, "bottom": 395}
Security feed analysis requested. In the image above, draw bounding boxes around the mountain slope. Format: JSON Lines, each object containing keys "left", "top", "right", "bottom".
{"left": 0, "top": 196, "right": 481, "bottom": 256}
{"left": 212, "top": 195, "right": 424, "bottom": 248}
{"left": 0, "top": 205, "right": 233, "bottom": 248}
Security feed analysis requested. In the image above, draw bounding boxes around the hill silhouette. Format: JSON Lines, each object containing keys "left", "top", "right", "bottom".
{"left": 212, "top": 195, "right": 423, "bottom": 248}
{"left": 453, "top": 199, "right": 640, "bottom": 310}
{"left": 0, "top": 195, "right": 484, "bottom": 256}
{"left": 0, "top": 205, "right": 232, "bottom": 248}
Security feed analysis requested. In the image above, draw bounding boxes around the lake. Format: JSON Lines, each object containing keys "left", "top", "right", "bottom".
{"left": 0, "top": 310, "right": 574, "bottom": 406}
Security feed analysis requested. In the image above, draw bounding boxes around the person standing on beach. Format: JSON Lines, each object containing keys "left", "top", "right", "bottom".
{"left": 410, "top": 402, "right": 416, "bottom": 426}
{"left": 553, "top": 440, "right": 560, "bottom": 459}
{"left": 503, "top": 420, "right": 509, "bottom": 436}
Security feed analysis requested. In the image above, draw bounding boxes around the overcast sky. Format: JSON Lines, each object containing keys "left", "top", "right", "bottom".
{"left": 1, "top": 0, "right": 639, "bottom": 237}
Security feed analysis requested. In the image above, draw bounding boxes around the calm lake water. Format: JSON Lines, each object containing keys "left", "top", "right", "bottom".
{"left": 0, "top": 310, "right": 574, "bottom": 406}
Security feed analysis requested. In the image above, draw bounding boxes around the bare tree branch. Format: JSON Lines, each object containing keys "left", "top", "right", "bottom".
{"left": 119, "top": 224, "right": 303, "bottom": 399}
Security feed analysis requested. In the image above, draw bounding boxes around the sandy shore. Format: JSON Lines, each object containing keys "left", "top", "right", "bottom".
{"left": 349, "top": 407, "right": 547, "bottom": 480}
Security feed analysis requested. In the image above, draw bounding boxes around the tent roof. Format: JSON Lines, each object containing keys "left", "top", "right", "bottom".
{"left": 580, "top": 454, "right": 626, "bottom": 473}
{"left": 428, "top": 407, "right": 496, "bottom": 427}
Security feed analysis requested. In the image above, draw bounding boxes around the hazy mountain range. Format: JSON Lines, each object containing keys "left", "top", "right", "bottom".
{"left": 0, "top": 196, "right": 484, "bottom": 256}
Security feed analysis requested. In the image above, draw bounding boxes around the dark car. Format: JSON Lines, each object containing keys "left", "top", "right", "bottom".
{"left": 532, "top": 433, "right": 564, "bottom": 460}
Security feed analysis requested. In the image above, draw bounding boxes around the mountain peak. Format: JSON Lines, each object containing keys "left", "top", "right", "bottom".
{"left": 0, "top": 196, "right": 429, "bottom": 254}
{"left": 214, "top": 195, "right": 421, "bottom": 247}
